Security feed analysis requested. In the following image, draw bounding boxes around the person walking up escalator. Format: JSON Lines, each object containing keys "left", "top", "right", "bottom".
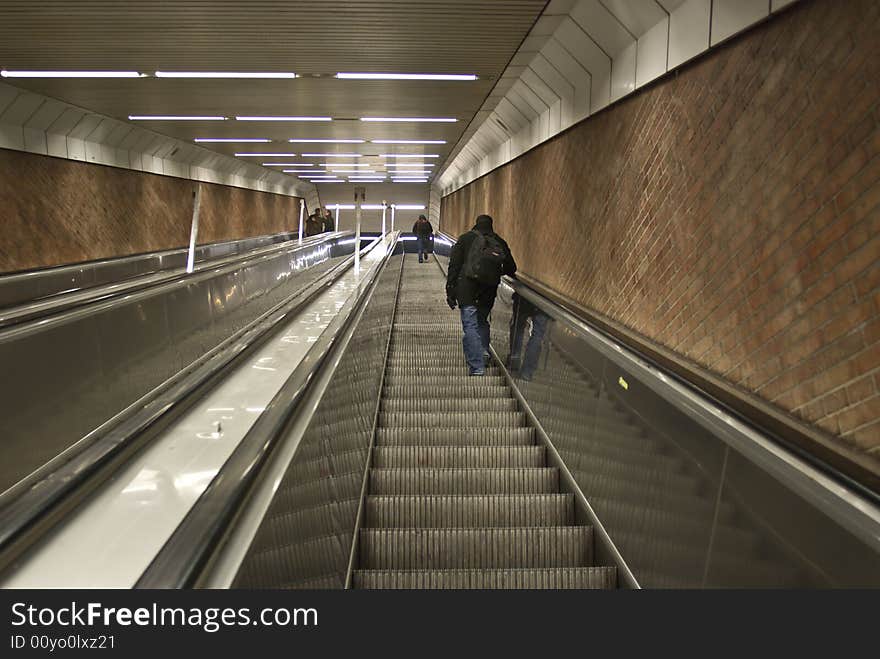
{"left": 445, "top": 214, "right": 516, "bottom": 376}
{"left": 412, "top": 214, "right": 434, "bottom": 264}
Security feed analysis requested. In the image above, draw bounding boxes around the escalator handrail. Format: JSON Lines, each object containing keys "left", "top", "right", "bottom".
{"left": 0, "top": 237, "right": 382, "bottom": 573}
{"left": 435, "top": 231, "right": 880, "bottom": 552}
{"left": 135, "top": 234, "right": 398, "bottom": 588}
{"left": 0, "top": 231, "right": 352, "bottom": 330}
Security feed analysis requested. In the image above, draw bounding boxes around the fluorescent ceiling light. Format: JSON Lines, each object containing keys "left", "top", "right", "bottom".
{"left": 261, "top": 163, "right": 315, "bottom": 167}
{"left": 236, "top": 116, "right": 331, "bottom": 121}
{"left": 1, "top": 70, "right": 143, "bottom": 78}
{"left": 194, "top": 138, "right": 270, "bottom": 143}
{"left": 235, "top": 152, "right": 298, "bottom": 157}
{"left": 349, "top": 179, "right": 386, "bottom": 183}
{"left": 395, "top": 205, "right": 427, "bottom": 210}
{"left": 156, "top": 71, "right": 296, "bottom": 79}
{"left": 311, "top": 180, "right": 344, "bottom": 183}
{"left": 306, "top": 176, "right": 343, "bottom": 180}
{"left": 302, "top": 153, "right": 362, "bottom": 157}
{"left": 322, "top": 163, "right": 372, "bottom": 167}
{"left": 289, "top": 138, "right": 364, "bottom": 143}
{"left": 371, "top": 139, "right": 446, "bottom": 144}
{"left": 282, "top": 170, "right": 326, "bottom": 173}
{"left": 360, "top": 204, "right": 387, "bottom": 209}
{"left": 129, "top": 115, "right": 226, "bottom": 121}
{"left": 330, "top": 204, "right": 356, "bottom": 210}
{"left": 329, "top": 170, "right": 375, "bottom": 173}
{"left": 380, "top": 154, "right": 440, "bottom": 158}
{"left": 393, "top": 178, "right": 429, "bottom": 182}
{"left": 337, "top": 72, "right": 477, "bottom": 81}
{"left": 387, "top": 163, "right": 435, "bottom": 168}
{"left": 361, "top": 117, "right": 457, "bottom": 122}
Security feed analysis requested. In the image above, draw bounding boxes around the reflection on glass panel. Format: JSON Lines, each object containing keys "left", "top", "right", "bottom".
{"left": 495, "top": 288, "right": 867, "bottom": 588}
{"left": 233, "top": 254, "right": 402, "bottom": 588}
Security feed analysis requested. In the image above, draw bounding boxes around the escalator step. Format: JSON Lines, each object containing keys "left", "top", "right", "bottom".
{"left": 382, "top": 384, "right": 510, "bottom": 399}
{"left": 381, "top": 398, "right": 518, "bottom": 413}
{"left": 372, "top": 446, "right": 545, "bottom": 468}
{"left": 365, "top": 494, "right": 573, "bottom": 528}
{"left": 369, "top": 468, "right": 559, "bottom": 494}
{"left": 384, "top": 374, "right": 505, "bottom": 387}
{"left": 359, "top": 527, "right": 593, "bottom": 569}
{"left": 352, "top": 567, "right": 616, "bottom": 589}
{"left": 379, "top": 411, "right": 526, "bottom": 428}
{"left": 375, "top": 427, "right": 535, "bottom": 446}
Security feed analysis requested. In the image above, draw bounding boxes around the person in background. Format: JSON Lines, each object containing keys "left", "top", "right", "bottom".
{"left": 305, "top": 208, "right": 323, "bottom": 236}
{"left": 412, "top": 214, "right": 434, "bottom": 264}
{"left": 446, "top": 214, "right": 516, "bottom": 376}
{"left": 322, "top": 207, "right": 335, "bottom": 233}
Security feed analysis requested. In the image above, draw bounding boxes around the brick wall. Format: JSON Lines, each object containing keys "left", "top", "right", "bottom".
{"left": 440, "top": 0, "right": 880, "bottom": 468}
{"left": 0, "top": 148, "right": 302, "bottom": 273}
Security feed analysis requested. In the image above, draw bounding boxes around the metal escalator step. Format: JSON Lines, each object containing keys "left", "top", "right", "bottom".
{"left": 352, "top": 567, "right": 616, "bottom": 589}
{"left": 372, "top": 446, "right": 546, "bottom": 468}
{"left": 359, "top": 527, "right": 593, "bottom": 569}
{"left": 389, "top": 339, "right": 463, "bottom": 348}
{"left": 384, "top": 367, "right": 501, "bottom": 378}
{"left": 376, "top": 427, "right": 535, "bottom": 446}
{"left": 365, "top": 494, "right": 573, "bottom": 528}
{"left": 379, "top": 411, "right": 525, "bottom": 428}
{"left": 369, "top": 468, "right": 559, "bottom": 494}
{"left": 381, "top": 398, "right": 518, "bottom": 413}
{"left": 383, "top": 384, "right": 510, "bottom": 399}
{"left": 384, "top": 374, "right": 505, "bottom": 387}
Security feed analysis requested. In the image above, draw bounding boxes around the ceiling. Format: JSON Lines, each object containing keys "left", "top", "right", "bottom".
{"left": 0, "top": 0, "right": 549, "bottom": 184}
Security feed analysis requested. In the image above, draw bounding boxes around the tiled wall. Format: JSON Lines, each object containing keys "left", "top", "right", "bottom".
{"left": 437, "top": 0, "right": 803, "bottom": 196}
{"left": 441, "top": 0, "right": 880, "bottom": 464}
{"left": 0, "top": 148, "right": 303, "bottom": 272}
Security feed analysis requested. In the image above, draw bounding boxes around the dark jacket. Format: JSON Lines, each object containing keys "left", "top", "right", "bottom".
{"left": 446, "top": 218, "right": 516, "bottom": 309}
{"left": 322, "top": 214, "right": 335, "bottom": 232}
{"left": 305, "top": 214, "right": 323, "bottom": 236}
{"left": 412, "top": 219, "right": 434, "bottom": 240}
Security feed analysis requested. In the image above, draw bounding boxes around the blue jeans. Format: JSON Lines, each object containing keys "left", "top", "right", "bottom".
{"left": 417, "top": 237, "right": 430, "bottom": 262}
{"left": 460, "top": 305, "right": 490, "bottom": 374}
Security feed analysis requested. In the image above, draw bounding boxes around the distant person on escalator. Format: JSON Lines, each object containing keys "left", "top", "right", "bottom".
{"left": 412, "top": 214, "right": 434, "bottom": 264}
{"left": 305, "top": 209, "right": 323, "bottom": 237}
{"left": 446, "top": 214, "right": 516, "bottom": 376}
{"left": 322, "top": 208, "right": 335, "bottom": 233}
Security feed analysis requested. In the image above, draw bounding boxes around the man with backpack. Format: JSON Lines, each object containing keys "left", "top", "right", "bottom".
{"left": 446, "top": 214, "right": 517, "bottom": 376}
{"left": 412, "top": 214, "right": 434, "bottom": 263}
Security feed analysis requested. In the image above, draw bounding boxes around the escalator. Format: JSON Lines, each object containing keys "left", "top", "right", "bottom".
{"left": 14, "top": 236, "right": 873, "bottom": 589}
{"left": 350, "top": 257, "right": 616, "bottom": 588}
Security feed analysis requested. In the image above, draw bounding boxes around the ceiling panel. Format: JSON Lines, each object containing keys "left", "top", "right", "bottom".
{"left": 0, "top": 0, "right": 549, "bottom": 183}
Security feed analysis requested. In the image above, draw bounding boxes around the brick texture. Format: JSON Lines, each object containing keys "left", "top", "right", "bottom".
{"left": 440, "top": 0, "right": 880, "bottom": 465}
{"left": 0, "top": 148, "right": 302, "bottom": 273}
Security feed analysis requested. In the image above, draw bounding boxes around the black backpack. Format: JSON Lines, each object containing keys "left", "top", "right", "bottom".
{"left": 462, "top": 230, "right": 507, "bottom": 285}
